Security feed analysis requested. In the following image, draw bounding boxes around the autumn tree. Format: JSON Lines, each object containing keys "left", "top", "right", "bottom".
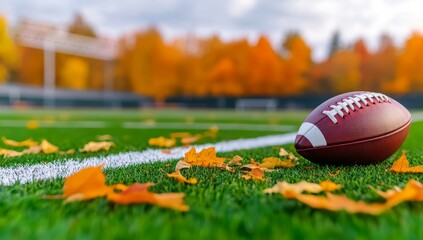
{"left": 327, "top": 49, "right": 361, "bottom": 93}
{"left": 383, "top": 33, "right": 423, "bottom": 94}
{"left": 58, "top": 57, "right": 89, "bottom": 89}
{"left": 282, "top": 33, "right": 312, "bottom": 94}
{"left": 0, "top": 15, "right": 18, "bottom": 83}
{"left": 125, "top": 28, "right": 182, "bottom": 102}
{"left": 247, "top": 36, "right": 284, "bottom": 96}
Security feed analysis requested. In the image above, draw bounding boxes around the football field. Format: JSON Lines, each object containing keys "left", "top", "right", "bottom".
{"left": 0, "top": 108, "right": 422, "bottom": 239}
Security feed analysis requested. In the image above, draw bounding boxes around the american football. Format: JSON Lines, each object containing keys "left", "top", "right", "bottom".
{"left": 294, "top": 91, "right": 411, "bottom": 165}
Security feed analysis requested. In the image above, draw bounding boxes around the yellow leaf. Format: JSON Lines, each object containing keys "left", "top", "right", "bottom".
{"left": 80, "top": 141, "right": 115, "bottom": 153}
{"left": 263, "top": 180, "right": 341, "bottom": 196}
{"left": 183, "top": 147, "right": 226, "bottom": 167}
{"left": 41, "top": 139, "right": 59, "bottom": 154}
{"left": 148, "top": 137, "right": 176, "bottom": 148}
{"left": 170, "top": 132, "right": 192, "bottom": 138}
{"left": 294, "top": 193, "right": 387, "bottom": 215}
{"left": 259, "top": 157, "right": 296, "bottom": 169}
{"left": 329, "top": 170, "right": 341, "bottom": 177}
{"left": 26, "top": 120, "right": 39, "bottom": 129}
{"left": 240, "top": 164, "right": 274, "bottom": 172}
{"left": 2, "top": 136, "right": 38, "bottom": 147}
{"left": 154, "top": 193, "right": 189, "bottom": 212}
{"left": 0, "top": 148, "right": 23, "bottom": 158}
{"left": 166, "top": 170, "right": 197, "bottom": 184}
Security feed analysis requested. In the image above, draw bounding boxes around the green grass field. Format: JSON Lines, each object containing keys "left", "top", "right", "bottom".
{"left": 0, "top": 109, "right": 422, "bottom": 240}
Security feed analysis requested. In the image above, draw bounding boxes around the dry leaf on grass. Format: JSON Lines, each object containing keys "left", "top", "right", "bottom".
{"left": 107, "top": 183, "right": 189, "bottom": 211}
{"left": 241, "top": 168, "right": 265, "bottom": 181}
{"left": 263, "top": 180, "right": 341, "bottom": 196}
{"left": 371, "top": 179, "right": 423, "bottom": 205}
{"left": 227, "top": 155, "right": 243, "bottom": 166}
{"left": 170, "top": 132, "right": 192, "bottom": 139}
{"left": 80, "top": 141, "right": 115, "bottom": 153}
{"left": 148, "top": 137, "right": 176, "bottom": 148}
{"left": 259, "top": 157, "right": 296, "bottom": 169}
{"left": 44, "top": 164, "right": 112, "bottom": 203}
{"left": 40, "top": 139, "right": 59, "bottom": 154}
{"left": 26, "top": 120, "right": 39, "bottom": 129}
{"left": 279, "top": 148, "right": 289, "bottom": 157}
{"left": 0, "top": 148, "right": 23, "bottom": 158}
{"left": 2, "top": 137, "right": 38, "bottom": 147}
{"left": 389, "top": 151, "right": 423, "bottom": 173}
{"left": 293, "top": 193, "right": 387, "bottom": 215}
{"left": 183, "top": 147, "right": 226, "bottom": 167}
{"left": 175, "top": 160, "right": 192, "bottom": 171}
{"left": 166, "top": 170, "right": 197, "bottom": 184}
{"left": 181, "top": 134, "right": 202, "bottom": 145}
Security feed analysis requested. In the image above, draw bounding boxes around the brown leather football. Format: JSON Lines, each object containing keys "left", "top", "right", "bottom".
{"left": 294, "top": 91, "right": 411, "bottom": 165}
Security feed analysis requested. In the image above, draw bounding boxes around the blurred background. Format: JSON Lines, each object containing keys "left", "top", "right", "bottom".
{"left": 1, "top": 0, "right": 423, "bottom": 109}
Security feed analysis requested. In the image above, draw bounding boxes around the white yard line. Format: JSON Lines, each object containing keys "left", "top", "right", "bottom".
{"left": 0, "top": 120, "right": 296, "bottom": 131}
{"left": 122, "top": 122, "right": 296, "bottom": 131}
{"left": 0, "top": 133, "right": 297, "bottom": 186}
{"left": 412, "top": 112, "right": 423, "bottom": 122}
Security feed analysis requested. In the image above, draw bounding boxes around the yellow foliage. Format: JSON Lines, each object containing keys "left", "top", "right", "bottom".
{"left": 59, "top": 57, "right": 89, "bottom": 90}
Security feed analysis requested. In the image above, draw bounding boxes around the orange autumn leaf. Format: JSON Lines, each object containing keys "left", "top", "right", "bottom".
{"left": 241, "top": 168, "right": 265, "bottom": 181}
{"left": 259, "top": 157, "right": 296, "bottom": 169}
{"left": 148, "top": 136, "right": 176, "bottom": 148}
{"left": 166, "top": 170, "right": 197, "bottom": 184}
{"left": 320, "top": 180, "right": 342, "bottom": 192}
{"left": 61, "top": 165, "right": 112, "bottom": 203}
{"left": 107, "top": 183, "right": 189, "bottom": 211}
{"left": 170, "top": 132, "right": 192, "bottom": 138}
{"left": 183, "top": 147, "right": 226, "bottom": 167}
{"left": 2, "top": 136, "right": 39, "bottom": 147}
{"left": 80, "top": 141, "right": 115, "bottom": 153}
{"left": 390, "top": 151, "right": 423, "bottom": 173}
{"left": 107, "top": 183, "right": 156, "bottom": 205}
{"left": 371, "top": 179, "right": 423, "bottom": 206}
{"left": 0, "top": 148, "right": 23, "bottom": 158}
{"left": 293, "top": 193, "right": 387, "bottom": 215}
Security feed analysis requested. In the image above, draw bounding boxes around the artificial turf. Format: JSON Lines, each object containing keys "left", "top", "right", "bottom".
{"left": 0, "top": 109, "right": 422, "bottom": 239}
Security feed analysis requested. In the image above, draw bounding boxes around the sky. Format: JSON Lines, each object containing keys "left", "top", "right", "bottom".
{"left": 1, "top": 0, "right": 423, "bottom": 61}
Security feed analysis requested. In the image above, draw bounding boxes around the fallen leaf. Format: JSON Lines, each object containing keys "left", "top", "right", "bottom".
{"left": 2, "top": 137, "right": 38, "bottom": 147}
{"left": 96, "top": 134, "right": 113, "bottom": 141}
{"left": 166, "top": 171, "right": 197, "bottom": 184}
{"left": 288, "top": 153, "right": 298, "bottom": 161}
{"left": 48, "top": 165, "right": 112, "bottom": 203}
{"left": 0, "top": 148, "right": 23, "bottom": 158}
{"left": 389, "top": 151, "right": 423, "bottom": 173}
{"left": 181, "top": 134, "right": 202, "bottom": 145}
{"left": 371, "top": 179, "right": 423, "bottom": 205}
{"left": 263, "top": 180, "right": 341, "bottom": 196}
{"left": 40, "top": 139, "right": 59, "bottom": 154}
{"left": 293, "top": 193, "right": 387, "bottom": 215}
{"left": 170, "top": 132, "right": 192, "bottom": 138}
{"left": 107, "top": 183, "right": 189, "bottom": 211}
{"left": 259, "top": 157, "right": 296, "bottom": 169}
{"left": 240, "top": 164, "right": 274, "bottom": 172}
{"left": 219, "top": 163, "right": 234, "bottom": 173}
{"left": 329, "top": 170, "right": 341, "bottom": 177}
{"left": 22, "top": 145, "right": 42, "bottom": 154}
{"left": 304, "top": 166, "right": 314, "bottom": 169}
{"left": 183, "top": 147, "right": 226, "bottom": 168}
{"left": 227, "top": 155, "right": 243, "bottom": 166}
{"left": 241, "top": 168, "right": 265, "bottom": 181}
{"left": 175, "top": 160, "right": 192, "bottom": 171}
{"left": 80, "top": 141, "right": 115, "bottom": 153}
{"left": 148, "top": 137, "right": 176, "bottom": 148}
{"left": 279, "top": 148, "right": 289, "bottom": 157}
{"left": 60, "top": 149, "right": 75, "bottom": 155}
{"left": 26, "top": 120, "right": 39, "bottom": 129}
